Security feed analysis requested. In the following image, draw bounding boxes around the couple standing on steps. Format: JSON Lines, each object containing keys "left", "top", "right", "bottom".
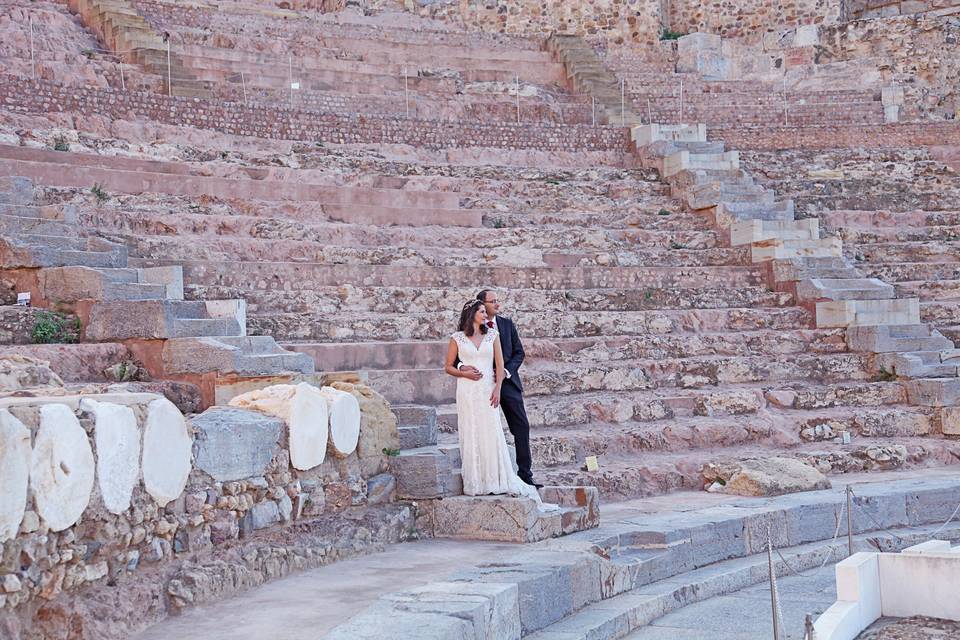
{"left": 444, "top": 289, "right": 558, "bottom": 512}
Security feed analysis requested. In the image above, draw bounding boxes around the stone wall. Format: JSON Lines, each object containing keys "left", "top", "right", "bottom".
{"left": 667, "top": 0, "right": 841, "bottom": 42}
{"left": 454, "top": 0, "right": 664, "bottom": 45}
{"left": 0, "top": 76, "right": 631, "bottom": 152}
{"left": 0, "top": 385, "right": 408, "bottom": 640}
{"left": 709, "top": 121, "right": 960, "bottom": 150}
{"left": 815, "top": 12, "right": 960, "bottom": 120}
{"left": 846, "top": 0, "right": 960, "bottom": 20}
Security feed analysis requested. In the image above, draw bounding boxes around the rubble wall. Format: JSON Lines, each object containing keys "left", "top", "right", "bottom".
{"left": 815, "top": 12, "right": 960, "bottom": 120}
{"left": 0, "top": 390, "right": 408, "bottom": 640}
{"left": 667, "top": 0, "right": 841, "bottom": 42}
{"left": 846, "top": 0, "right": 960, "bottom": 20}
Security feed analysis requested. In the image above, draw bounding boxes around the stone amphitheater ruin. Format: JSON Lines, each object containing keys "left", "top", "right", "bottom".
{"left": 0, "top": 0, "right": 959, "bottom": 638}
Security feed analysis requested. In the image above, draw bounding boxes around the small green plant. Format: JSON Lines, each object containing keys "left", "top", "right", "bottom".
{"left": 382, "top": 447, "right": 401, "bottom": 457}
{"left": 53, "top": 136, "right": 69, "bottom": 152}
{"left": 660, "top": 28, "right": 686, "bottom": 41}
{"left": 31, "top": 311, "right": 81, "bottom": 344}
{"left": 491, "top": 218, "right": 505, "bottom": 229}
{"left": 91, "top": 182, "right": 110, "bottom": 203}
{"left": 669, "top": 240, "right": 686, "bottom": 250}
{"left": 658, "top": 208, "right": 671, "bottom": 216}
{"left": 875, "top": 367, "right": 897, "bottom": 382}
{"left": 644, "top": 290, "right": 654, "bottom": 301}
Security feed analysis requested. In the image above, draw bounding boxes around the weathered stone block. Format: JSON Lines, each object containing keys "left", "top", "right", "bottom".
{"left": 389, "top": 447, "right": 460, "bottom": 499}
{"left": 249, "top": 500, "right": 280, "bottom": 530}
{"left": 191, "top": 407, "right": 282, "bottom": 482}
{"left": 365, "top": 473, "right": 396, "bottom": 505}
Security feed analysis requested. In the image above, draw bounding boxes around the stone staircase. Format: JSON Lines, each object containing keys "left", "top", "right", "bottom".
{"left": 390, "top": 403, "right": 600, "bottom": 543}
{"left": 0, "top": 176, "right": 313, "bottom": 406}
{"left": 67, "top": 0, "right": 211, "bottom": 98}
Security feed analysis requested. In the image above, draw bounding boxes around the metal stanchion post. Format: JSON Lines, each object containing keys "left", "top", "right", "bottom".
{"left": 846, "top": 485, "right": 854, "bottom": 556}
{"left": 767, "top": 529, "right": 782, "bottom": 640}
{"left": 288, "top": 54, "right": 293, "bottom": 108}
{"left": 591, "top": 95, "right": 596, "bottom": 126}
{"left": 166, "top": 40, "right": 172, "bottom": 97}
{"left": 805, "top": 613, "right": 815, "bottom": 640}
{"left": 783, "top": 77, "right": 789, "bottom": 126}
{"left": 647, "top": 97, "right": 652, "bottom": 124}
{"left": 119, "top": 60, "right": 125, "bottom": 90}
{"left": 240, "top": 71, "right": 246, "bottom": 105}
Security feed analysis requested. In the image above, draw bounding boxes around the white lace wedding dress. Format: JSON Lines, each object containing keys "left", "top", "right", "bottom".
{"left": 452, "top": 329, "right": 557, "bottom": 511}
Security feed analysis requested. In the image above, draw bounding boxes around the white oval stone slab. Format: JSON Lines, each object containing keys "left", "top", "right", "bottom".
{"left": 142, "top": 397, "right": 192, "bottom": 507}
{"left": 82, "top": 399, "right": 141, "bottom": 514}
{"left": 31, "top": 404, "right": 95, "bottom": 532}
{"left": 319, "top": 386, "right": 361, "bottom": 457}
{"left": 289, "top": 382, "right": 328, "bottom": 470}
{"left": 0, "top": 409, "right": 32, "bottom": 542}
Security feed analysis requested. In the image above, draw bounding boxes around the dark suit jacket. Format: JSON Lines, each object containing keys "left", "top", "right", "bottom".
{"left": 495, "top": 315, "right": 524, "bottom": 394}
{"left": 453, "top": 316, "right": 525, "bottom": 393}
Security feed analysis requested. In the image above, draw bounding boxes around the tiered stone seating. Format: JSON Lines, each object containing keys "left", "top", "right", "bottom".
{"left": 0, "top": 174, "right": 314, "bottom": 407}
{"left": 1, "top": 1, "right": 956, "bottom": 507}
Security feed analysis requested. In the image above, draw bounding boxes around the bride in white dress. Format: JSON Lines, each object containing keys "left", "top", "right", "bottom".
{"left": 444, "top": 300, "right": 556, "bottom": 510}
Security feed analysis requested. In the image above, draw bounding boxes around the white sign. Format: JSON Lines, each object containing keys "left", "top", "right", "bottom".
{"left": 290, "top": 82, "right": 300, "bottom": 90}
{"left": 15, "top": 292, "right": 30, "bottom": 306}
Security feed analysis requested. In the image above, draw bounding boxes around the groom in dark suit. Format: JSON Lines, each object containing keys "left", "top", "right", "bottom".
{"left": 458, "top": 289, "right": 540, "bottom": 488}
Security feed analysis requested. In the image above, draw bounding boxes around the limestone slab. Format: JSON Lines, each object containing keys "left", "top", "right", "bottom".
{"left": 191, "top": 407, "right": 281, "bottom": 482}
{"left": 0, "top": 409, "right": 31, "bottom": 541}
{"left": 142, "top": 397, "right": 192, "bottom": 507}
{"left": 31, "top": 404, "right": 95, "bottom": 531}
{"left": 319, "top": 386, "right": 361, "bottom": 457}
{"left": 82, "top": 399, "right": 141, "bottom": 514}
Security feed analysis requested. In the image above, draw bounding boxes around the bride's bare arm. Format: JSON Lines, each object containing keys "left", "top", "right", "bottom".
{"left": 491, "top": 336, "right": 505, "bottom": 408}
{"left": 444, "top": 338, "right": 462, "bottom": 378}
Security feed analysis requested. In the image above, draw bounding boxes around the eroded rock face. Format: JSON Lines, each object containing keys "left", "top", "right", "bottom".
{"left": 82, "top": 399, "right": 141, "bottom": 515}
{"left": 142, "top": 397, "right": 192, "bottom": 507}
{"left": 0, "top": 355, "right": 64, "bottom": 392}
{"left": 0, "top": 409, "right": 31, "bottom": 541}
{"left": 703, "top": 456, "right": 831, "bottom": 497}
{"left": 331, "top": 381, "right": 399, "bottom": 478}
{"left": 30, "top": 404, "right": 96, "bottom": 532}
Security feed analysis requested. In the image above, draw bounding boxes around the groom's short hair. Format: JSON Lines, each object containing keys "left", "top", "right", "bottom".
{"left": 477, "top": 289, "right": 493, "bottom": 303}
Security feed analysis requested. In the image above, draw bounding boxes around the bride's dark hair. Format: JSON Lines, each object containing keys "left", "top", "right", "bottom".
{"left": 457, "top": 300, "right": 488, "bottom": 337}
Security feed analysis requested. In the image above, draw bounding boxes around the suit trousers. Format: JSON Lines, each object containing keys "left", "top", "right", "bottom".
{"left": 500, "top": 382, "right": 533, "bottom": 482}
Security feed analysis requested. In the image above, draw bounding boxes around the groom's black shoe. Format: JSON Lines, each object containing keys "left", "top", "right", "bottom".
{"left": 521, "top": 476, "right": 544, "bottom": 490}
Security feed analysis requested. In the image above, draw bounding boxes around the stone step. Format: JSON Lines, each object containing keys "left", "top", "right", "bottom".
{"left": 419, "top": 486, "right": 600, "bottom": 543}
{"left": 631, "top": 123, "right": 707, "bottom": 145}
{"left": 523, "top": 381, "right": 906, "bottom": 430}
{"left": 864, "top": 262, "right": 960, "bottom": 284}
{"left": 906, "top": 377, "right": 960, "bottom": 406}
{"left": 533, "top": 405, "right": 940, "bottom": 467}
{"left": 878, "top": 351, "right": 960, "bottom": 379}
{"left": 751, "top": 237, "right": 843, "bottom": 263}
{"left": 0, "top": 239, "right": 128, "bottom": 269}
{"left": 771, "top": 256, "right": 864, "bottom": 283}
{"left": 840, "top": 224, "right": 960, "bottom": 245}
{"left": 389, "top": 445, "right": 463, "bottom": 499}
{"left": 0, "top": 212, "right": 75, "bottom": 235}
{"left": 35, "top": 266, "right": 170, "bottom": 302}
{"left": 730, "top": 218, "right": 819, "bottom": 246}
{"left": 893, "top": 278, "right": 960, "bottom": 302}
{"left": 224, "top": 284, "right": 791, "bottom": 315}
{"left": 394, "top": 405, "right": 439, "bottom": 449}
{"left": 281, "top": 328, "right": 848, "bottom": 372}
{"left": 170, "top": 261, "right": 768, "bottom": 291}
{"left": 824, "top": 209, "right": 960, "bottom": 230}
{"left": 0, "top": 176, "right": 34, "bottom": 205}
{"left": 921, "top": 300, "right": 960, "bottom": 326}
{"left": 816, "top": 297, "right": 921, "bottom": 328}
{"left": 84, "top": 299, "right": 245, "bottom": 341}
{"left": 663, "top": 150, "right": 740, "bottom": 177}
{"left": 248, "top": 306, "right": 812, "bottom": 342}
{"left": 715, "top": 198, "right": 796, "bottom": 225}
{"left": 851, "top": 241, "right": 960, "bottom": 264}
{"left": 796, "top": 277, "right": 896, "bottom": 302}
{"left": 685, "top": 180, "right": 773, "bottom": 210}
{"left": 161, "top": 336, "right": 315, "bottom": 376}
{"left": 362, "top": 351, "right": 872, "bottom": 405}
{"left": 846, "top": 324, "right": 955, "bottom": 353}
